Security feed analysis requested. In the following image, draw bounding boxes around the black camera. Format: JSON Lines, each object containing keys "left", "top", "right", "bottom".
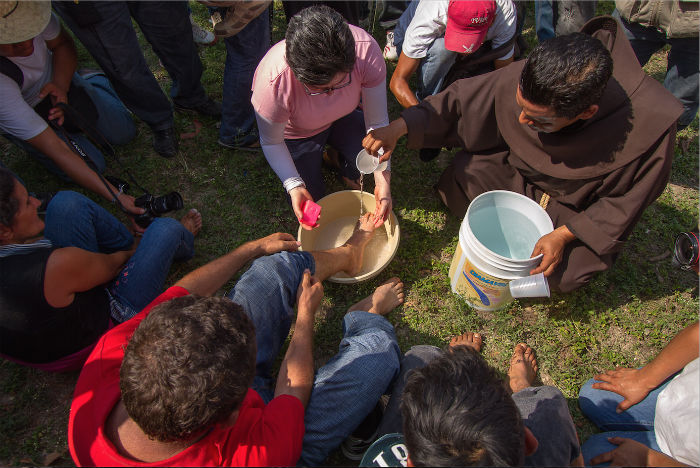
{"left": 673, "top": 231, "right": 699, "bottom": 270}
{"left": 133, "top": 192, "right": 184, "bottom": 228}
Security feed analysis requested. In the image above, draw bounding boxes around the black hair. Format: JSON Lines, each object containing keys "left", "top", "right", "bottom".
{"left": 0, "top": 168, "right": 18, "bottom": 227}
{"left": 120, "top": 295, "right": 256, "bottom": 442}
{"left": 285, "top": 5, "right": 356, "bottom": 85}
{"left": 401, "top": 346, "right": 525, "bottom": 466}
{"left": 519, "top": 33, "right": 613, "bottom": 119}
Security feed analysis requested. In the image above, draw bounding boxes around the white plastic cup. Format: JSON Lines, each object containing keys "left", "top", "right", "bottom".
{"left": 356, "top": 148, "right": 388, "bottom": 174}
{"left": 509, "top": 273, "right": 550, "bottom": 298}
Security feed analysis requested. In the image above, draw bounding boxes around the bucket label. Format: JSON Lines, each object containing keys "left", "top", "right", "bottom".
{"left": 451, "top": 254, "right": 512, "bottom": 311}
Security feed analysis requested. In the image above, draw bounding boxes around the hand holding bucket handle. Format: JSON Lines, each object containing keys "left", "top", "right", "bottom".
{"left": 529, "top": 225, "right": 576, "bottom": 276}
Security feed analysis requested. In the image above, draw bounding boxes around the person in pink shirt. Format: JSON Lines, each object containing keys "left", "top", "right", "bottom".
{"left": 252, "top": 5, "right": 392, "bottom": 229}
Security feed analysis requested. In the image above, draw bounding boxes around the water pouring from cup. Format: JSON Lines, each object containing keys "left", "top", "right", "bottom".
{"left": 356, "top": 148, "right": 388, "bottom": 174}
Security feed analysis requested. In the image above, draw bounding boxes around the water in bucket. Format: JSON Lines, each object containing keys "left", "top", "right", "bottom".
{"left": 470, "top": 206, "right": 542, "bottom": 259}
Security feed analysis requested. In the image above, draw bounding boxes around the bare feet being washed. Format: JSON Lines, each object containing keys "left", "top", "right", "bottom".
{"left": 180, "top": 208, "right": 202, "bottom": 236}
{"left": 507, "top": 343, "right": 538, "bottom": 393}
{"left": 343, "top": 212, "right": 377, "bottom": 276}
{"left": 348, "top": 277, "right": 404, "bottom": 315}
{"left": 449, "top": 332, "right": 482, "bottom": 352}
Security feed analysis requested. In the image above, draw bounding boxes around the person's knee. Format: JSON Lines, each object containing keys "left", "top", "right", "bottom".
{"left": 46, "top": 191, "right": 93, "bottom": 219}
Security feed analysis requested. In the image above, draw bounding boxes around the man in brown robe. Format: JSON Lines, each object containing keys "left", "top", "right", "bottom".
{"left": 363, "top": 16, "right": 682, "bottom": 292}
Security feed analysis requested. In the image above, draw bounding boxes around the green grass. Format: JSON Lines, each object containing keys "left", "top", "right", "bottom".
{"left": 1, "top": 1, "right": 698, "bottom": 465}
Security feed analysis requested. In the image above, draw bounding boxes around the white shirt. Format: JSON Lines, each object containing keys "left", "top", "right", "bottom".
{"left": 0, "top": 13, "right": 60, "bottom": 140}
{"left": 401, "top": 0, "right": 516, "bottom": 61}
{"left": 655, "top": 357, "right": 699, "bottom": 466}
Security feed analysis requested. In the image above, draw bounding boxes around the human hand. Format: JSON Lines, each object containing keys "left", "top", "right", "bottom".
{"left": 373, "top": 174, "right": 392, "bottom": 227}
{"left": 590, "top": 438, "right": 650, "bottom": 467}
{"left": 39, "top": 82, "right": 68, "bottom": 125}
{"left": 592, "top": 367, "right": 654, "bottom": 412}
{"left": 296, "top": 269, "right": 323, "bottom": 316}
{"left": 117, "top": 194, "right": 147, "bottom": 234}
{"left": 254, "top": 232, "right": 300, "bottom": 256}
{"left": 362, "top": 119, "right": 407, "bottom": 162}
{"left": 290, "top": 186, "right": 315, "bottom": 230}
{"left": 529, "top": 226, "right": 576, "bottom": 276}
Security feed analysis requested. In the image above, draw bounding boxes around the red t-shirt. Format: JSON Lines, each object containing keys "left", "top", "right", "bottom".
{"left": 68, "top": 286, "right": 305, "bottom": 467}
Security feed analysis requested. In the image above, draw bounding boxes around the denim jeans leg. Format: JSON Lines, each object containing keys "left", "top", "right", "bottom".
{"left": 416, "top": 37, "right": 457, "bottom": 100}
{"left": 578, "top": 376, "right": 672, "bottom": 432}
{"left": 108, "top": 217, "right": 194, "bottom": 314}
{"left": 300, "top": 311, "right": 401, "bottom": 466}
{"left": 535, "top": 0, "right": 555, "bottom": 42}
{"left": 219, "top": 9, "right": 270, "bottom": 144}
{"left": 285, "top": 130, "right": 332, "bottom": 201}
{"left": 53, "top": 2, "right": 174, "bottom": 131}
{"left": 582, "top": 430, "right": 660, "bottom": 466}
{"left": 72, "top": 73, "right": 136, "bottom": 145}
{"left": 129, "top": 1, "right": 208, "bottom": 108}
{"left": 43, "top": 191, "right": 133, "bottom": 252}
{"left": 666, "top": 37, "right": 699, "bottom": 129}
{"left": 377, "top": 345, "right": 443, "bottom": 437}
{"left": 327, "top": 109, "right": 365, "bottom": 181}
{"left": 226, "top": 251, "right": 316, "bottom": 401}
{"left": 392, "top": 0, "right": 419, "bottom": 50}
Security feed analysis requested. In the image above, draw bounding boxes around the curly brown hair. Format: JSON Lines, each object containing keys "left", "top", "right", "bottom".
{"left": 120, "top": 295, "right": 257, "bottom": 442}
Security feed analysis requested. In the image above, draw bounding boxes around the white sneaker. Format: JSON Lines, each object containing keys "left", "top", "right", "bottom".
{"left": 383, "top": 30, "right": 398, "bottom": 61}
{"left": 191, "top": 14, "right": 216, "bottom": 46}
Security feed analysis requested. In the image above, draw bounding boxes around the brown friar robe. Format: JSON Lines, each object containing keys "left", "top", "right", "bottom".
{"left": 401, "top": 16, "right": 683, "bottom": 292}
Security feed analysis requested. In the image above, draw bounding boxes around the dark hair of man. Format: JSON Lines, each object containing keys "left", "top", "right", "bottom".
{"left": 285, "top": 4, "right": 356, "bottom": 86}
{"left": 0, "top": 168, "right": 19, "bottom": 227}
{"left": 120, "top": 295, "right": 257, "bottom": 442}
{"left": 401, "top": 346, "right": 525, "bottom": 466}
{"left": 519, "top": 32, "right": 613, "bottom": 119}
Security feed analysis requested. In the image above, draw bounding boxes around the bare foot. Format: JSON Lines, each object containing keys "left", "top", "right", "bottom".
{"left": 180, "top": 209, "right": 202, "bottom": 236}
{"left": 342, "top": 213, "right": 377, "bottom": 276}
{"left": 348, "top": 277, "right": 404, "bottom": 315}
{"left": 507, "top": 343, "right": 538, "bottom": 394}
{"left": 449, "top": 332, "right": 482, "bottom": 352}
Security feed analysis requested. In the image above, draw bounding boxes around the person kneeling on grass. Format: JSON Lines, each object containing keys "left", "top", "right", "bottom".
{"left": 0, "top": 168, "right": 201, "bottom": 372}
{"left": 357, "top": 334, "right": 583, "bottom": 466}
{"left": 578, "top": 321, "right": 699, "bottom": 467}
{"left": 68, "top": 213, "right": 405, "bottom": 466}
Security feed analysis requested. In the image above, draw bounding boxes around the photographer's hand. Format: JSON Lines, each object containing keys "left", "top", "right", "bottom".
{"left": 117, "top": 194, "right": 146, "bottom": 234}
{"left": 39, "top": 82, "right": 68, "bottom": 126}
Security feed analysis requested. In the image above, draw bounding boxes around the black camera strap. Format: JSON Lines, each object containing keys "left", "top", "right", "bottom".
{"left": 49, "top": 102, "right": 150, "bottom": 214}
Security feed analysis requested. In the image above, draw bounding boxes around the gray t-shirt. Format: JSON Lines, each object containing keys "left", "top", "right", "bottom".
{"left": 361, "top": 385, "right": 580, "bottom": 467}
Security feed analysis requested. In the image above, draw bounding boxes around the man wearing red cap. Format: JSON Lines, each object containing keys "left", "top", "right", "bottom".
{"left": 389, "top": 0, "right": 516, "bottom": 110}
{"left": 388, "top": 0, "right": 517, "bottom": 161}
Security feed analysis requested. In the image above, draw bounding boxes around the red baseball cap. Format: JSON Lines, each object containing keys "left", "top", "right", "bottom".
{"left": 444, "top": 0, "right": 496, "bottom": 54}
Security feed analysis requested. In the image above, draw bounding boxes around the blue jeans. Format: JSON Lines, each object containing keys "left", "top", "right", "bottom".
{"left": 54, "top": 1, "right": 207, "bottom": 131}
{"left": 393, "top": 0, "right": 457, "bottom": 100}
{"left": 218, "top": 6, "right": 270, "bottom": 146}
{"left": 285, "top": 109, "right": 365, "bottom": 201}
{"left": 578, "top": 376, "right": 672, "bottom": 465}
{"left": 613, "top": 10, "right": 699, "bottom": 129}
{"left": 43, "top": 191, "right": 194, "bottom": 321}
{"left": 2, "top": 73, "right": 135, "bottom": 181}
{"left": 226, "top": 251, "right": 401, "bottom": 466}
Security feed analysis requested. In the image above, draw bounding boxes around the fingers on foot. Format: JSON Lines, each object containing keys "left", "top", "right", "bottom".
{"left": 449, "top": 332, "right": 482, "bottom": 352}
{"left": 181, "top": 208, "right": 203, "bottom": 236}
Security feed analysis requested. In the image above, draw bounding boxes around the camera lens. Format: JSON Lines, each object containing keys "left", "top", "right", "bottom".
{"left": 673, "top": 231, "right": 699, "bottom": 268}
{"left": 151, "top": 192, "right": 184, "bottom": 215}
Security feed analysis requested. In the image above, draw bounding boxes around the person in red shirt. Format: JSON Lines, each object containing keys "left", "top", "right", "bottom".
{"left": 69, "top": 213, "right": 404, "bottom": 466}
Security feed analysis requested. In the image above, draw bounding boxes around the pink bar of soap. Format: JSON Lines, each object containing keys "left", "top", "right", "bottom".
{"left": 300, "top": 200, "right": 321, "bottom": 227}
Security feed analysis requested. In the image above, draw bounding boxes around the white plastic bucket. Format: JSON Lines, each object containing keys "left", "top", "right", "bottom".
{"left": 449, "top": 191, "right": 553, "bottom": 311}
